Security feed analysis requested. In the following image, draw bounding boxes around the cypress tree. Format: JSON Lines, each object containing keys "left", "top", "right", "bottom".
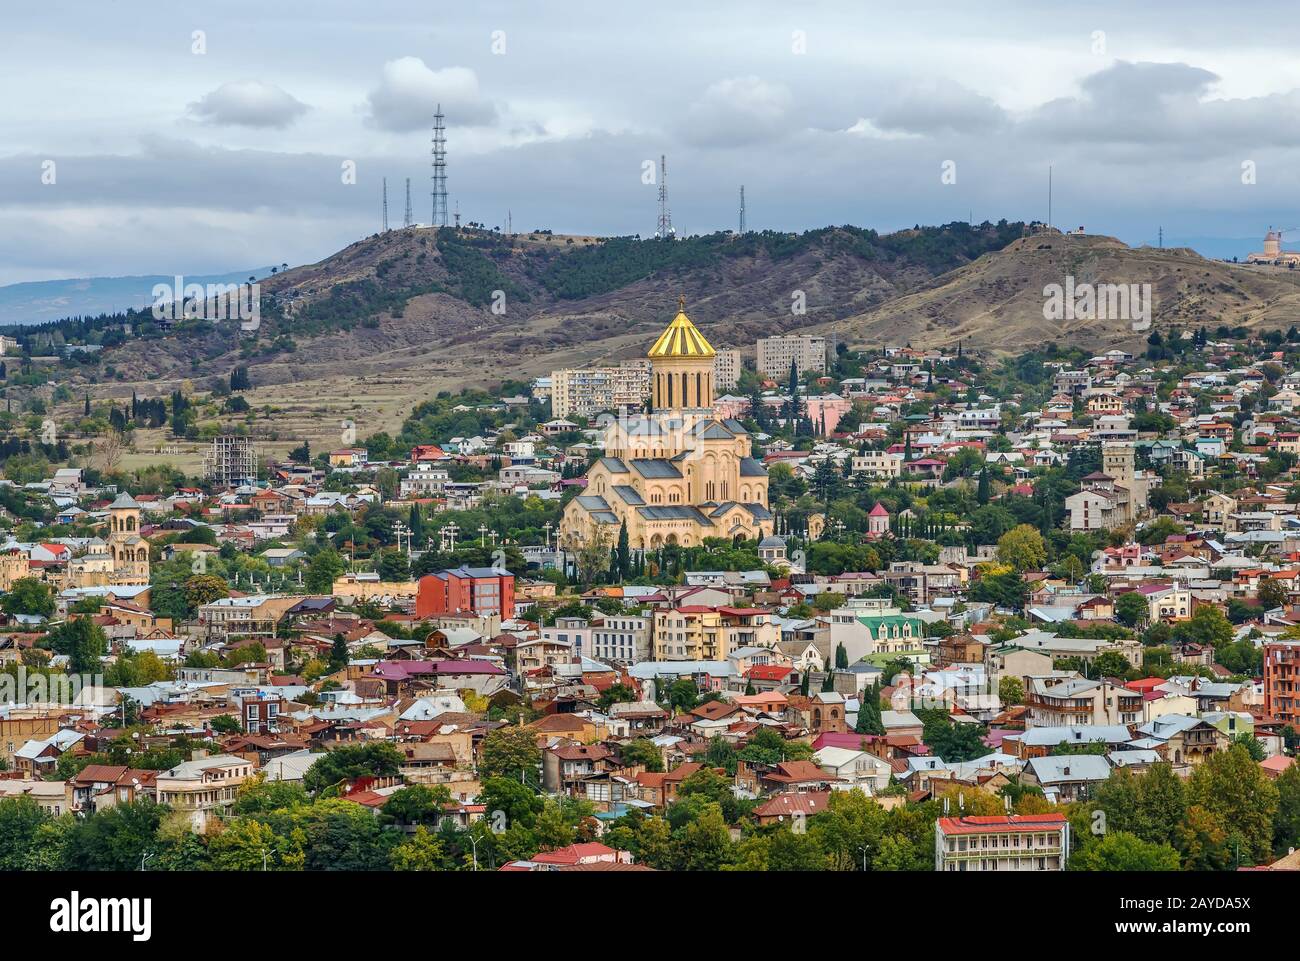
{"left": 616, "top": 519, "right": 630, "bottom": 580}
{"left": 977, "top": 467, "right": 990, "bottom": 505}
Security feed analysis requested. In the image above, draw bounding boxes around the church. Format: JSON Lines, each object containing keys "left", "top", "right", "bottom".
{"left": 559, "top": 300, "right": 774, "bottom": 551}
{"left": 63, "top": 492, "right": 151, "bottom": 589}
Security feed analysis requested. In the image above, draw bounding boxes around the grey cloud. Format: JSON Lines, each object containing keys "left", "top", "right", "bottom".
{"left": 680, "top": 76, "right": 793, "bottom": 148}
{"left": 188, "top": 80, "right": 310, "bottom": 129}
{"left": 871, "top": 82, "right": 1008, "bottom": 136}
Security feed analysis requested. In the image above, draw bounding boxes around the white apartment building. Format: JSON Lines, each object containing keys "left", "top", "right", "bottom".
{"left": 550, "top": 361, "right": 652, "bottom": 419}
{"left": 851, "top": 450, "right": 903, "bottom": 480}
{"left": 400, "top": 463, "right": 450, "bottom": 498}
{"left": 590, "top": 614, "right": 653, "bottom": 664}
{"left": 756, "top": 335, "right": 827, "bottom": 378}
{"left": 713, "top": 348, "right": 742, "bottom": 391}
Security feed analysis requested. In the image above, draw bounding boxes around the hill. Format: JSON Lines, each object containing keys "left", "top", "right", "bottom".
{"left": 17, "top": 220, "right": 1300, "bottom": 463}
{"left": 830, "top": 232, "right": 1300, "bottom": 352}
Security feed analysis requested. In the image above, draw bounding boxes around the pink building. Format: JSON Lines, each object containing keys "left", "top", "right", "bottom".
{"left": 804, "top": 394, "right": 853, "bottom": 434}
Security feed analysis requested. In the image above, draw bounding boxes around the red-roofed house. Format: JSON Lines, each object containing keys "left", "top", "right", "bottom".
{"left": 935, "top": 813, "right": 1070, "bottom": 871}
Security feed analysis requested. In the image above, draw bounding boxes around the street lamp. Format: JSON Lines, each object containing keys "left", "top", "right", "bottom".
{"left": 140, "top": 851, "right": 154, "bottom": 872}
{"left": 468, "top": 831, "right": 481, "bottom": 872}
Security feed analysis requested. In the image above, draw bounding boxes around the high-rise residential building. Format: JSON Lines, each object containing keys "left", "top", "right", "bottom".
{"left": 713, "top": 348, "right": 742, "bottom": 391}
{"left": 757, "top": 335, "right": 827, "bottom": 378}
{"left": 203, "top": 435, "right": 258, "bottom": 488}
{"left": 1264, "top": 639, "right": 1300, "bottom": 725}
{"left": 549, "top": 360, "right": 651, "bottom": 420}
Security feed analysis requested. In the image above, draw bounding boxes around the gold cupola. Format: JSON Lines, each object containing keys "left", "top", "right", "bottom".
{"left": 649, "top": 296, "right": 715, "bottom": 411}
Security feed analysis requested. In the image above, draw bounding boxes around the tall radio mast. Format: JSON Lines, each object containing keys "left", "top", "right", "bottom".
{"left": 656, "top": 154, "right": 673, "bottom": 239}
{"left": 431, "top": 104, "right": 448, "bottom": 228}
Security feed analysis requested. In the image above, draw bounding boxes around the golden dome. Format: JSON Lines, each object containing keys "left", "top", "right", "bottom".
{"left": 647, "top": 296, "right": 715, "bottom": 359}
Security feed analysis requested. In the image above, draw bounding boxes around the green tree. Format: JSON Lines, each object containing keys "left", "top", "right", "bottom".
{"left": 996, "top": 524, "right": 1046, "bottom": 573}
{"left": 620, "top": 738, "right": 664, "bottom": 773}
{"left": 677, "top": 802, "right": 732, "bottom": 871}
{"left": 1170, "top": 606, "right": 1234, "bottom": 650}
{"left": 1114, "top": 591, "right": 1149, "bottom": 628}
{"left": 305, "top": 547, "right": 346, "bottom": 593}
{"left": 998, "top": 676, "right": 1024, "bottom": 706}
{"left": 1273, "top": 762, "right": 1300, "bottom": 855}
{"left": 1071, "top": 831, "right": 1181, "bottom": 871}
{"left": 390, "top": 826, "right": 447, "bottom": 871}
{"left": 46, "top": 616, "right": 109, "bottom": 673}
{"left": 0, "top": 797, "right": 52, "bottom": 870}
{"left": 1, "top": 577, "right": 54, "bottom": 618}
{"left": 480, "top": 725, "right": 542, "bottom": 782}
{"left": 1257, "top": 577, "right": 1287, "bottom": 610}
{"left": 1187, "top": 744, "right": 1280, "bottom": 865}
{"left": 855, "top": 679, "right": 885, "bottom": 735}
{"left": 209, "top": 817, "right": 280, "bottom": 870}
{"left": 302, "top": 743, "right": 405, "bottom": 795}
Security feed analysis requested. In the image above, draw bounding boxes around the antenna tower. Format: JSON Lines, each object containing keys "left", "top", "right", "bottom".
{"left": 656, "top": 154, "right": 673, "bottom": 239}
{"left": 431, "top": 104, "right": 448, "bottom": 228}
{"left": 404, "top": 178, "right": 413, "bottom": 227}
{"left": 739, "top": 185, "right": 746, "bottom": 234}
{"left": 382, "top": 177, "right": 389, "bottom": 232}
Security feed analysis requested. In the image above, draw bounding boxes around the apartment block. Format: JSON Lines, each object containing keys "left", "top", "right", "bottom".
{"left": 713, "top": 348, "right": 742, "bottom": 391}
{"left": 415, "top": 566, "right": 516, "bottom": 619}
{"left": 851, "top": 450, "right": 903, "bottom": 480}
{"left": 756, "top": 335, "right": 827, "bottom": 378}
{"left": 1264, "top": 639, "right": 1300, "bottom": 725}
{"left": 590, "top": 614, "right": 653, "bottom": 664}
{"left": 550, "top": 360, "right": 652, "bottom": 419}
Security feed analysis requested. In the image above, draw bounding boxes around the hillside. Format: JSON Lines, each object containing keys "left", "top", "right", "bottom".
{"left": 22, "top": 220, "right": 1300, "bottom": 463}
{"left": 830, "top": 233, "right": 1300, "bottom": 352}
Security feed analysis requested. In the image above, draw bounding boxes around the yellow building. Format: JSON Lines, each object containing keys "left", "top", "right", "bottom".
{"left": 61, "top": 493, "right": 151, "bottom": 591}
{"left": 560, "top": 300, "right": 773, "bottom": 551}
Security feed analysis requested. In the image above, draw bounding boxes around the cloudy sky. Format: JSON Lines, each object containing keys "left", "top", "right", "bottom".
{"left": 4, "top": 0, "right": 1300, "bottom": 286}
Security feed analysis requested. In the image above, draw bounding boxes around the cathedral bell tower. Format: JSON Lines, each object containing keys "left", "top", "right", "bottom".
{"left": 648, "top": 296, "right": 715, "bottom": 412}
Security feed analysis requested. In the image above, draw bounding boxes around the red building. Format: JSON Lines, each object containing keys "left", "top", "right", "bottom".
{"left": 415, "top": 567, "right": 515, "bottom": 619}
{"left": 1264, "top": 640, "right": 1300, "bottom": 725}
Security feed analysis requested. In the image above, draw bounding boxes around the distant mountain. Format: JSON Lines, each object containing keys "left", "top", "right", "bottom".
{"left": 0, "top": 268, "right": 275, "bottom": 326}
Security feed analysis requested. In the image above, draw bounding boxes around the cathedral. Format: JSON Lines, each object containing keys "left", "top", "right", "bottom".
{"left": 559, "top": 300, "right": 774, "bottom": 551}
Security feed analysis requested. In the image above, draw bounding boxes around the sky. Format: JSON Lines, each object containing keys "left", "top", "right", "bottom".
{"left": 4, "top": 0, "right": 1300, "bottom": 286}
